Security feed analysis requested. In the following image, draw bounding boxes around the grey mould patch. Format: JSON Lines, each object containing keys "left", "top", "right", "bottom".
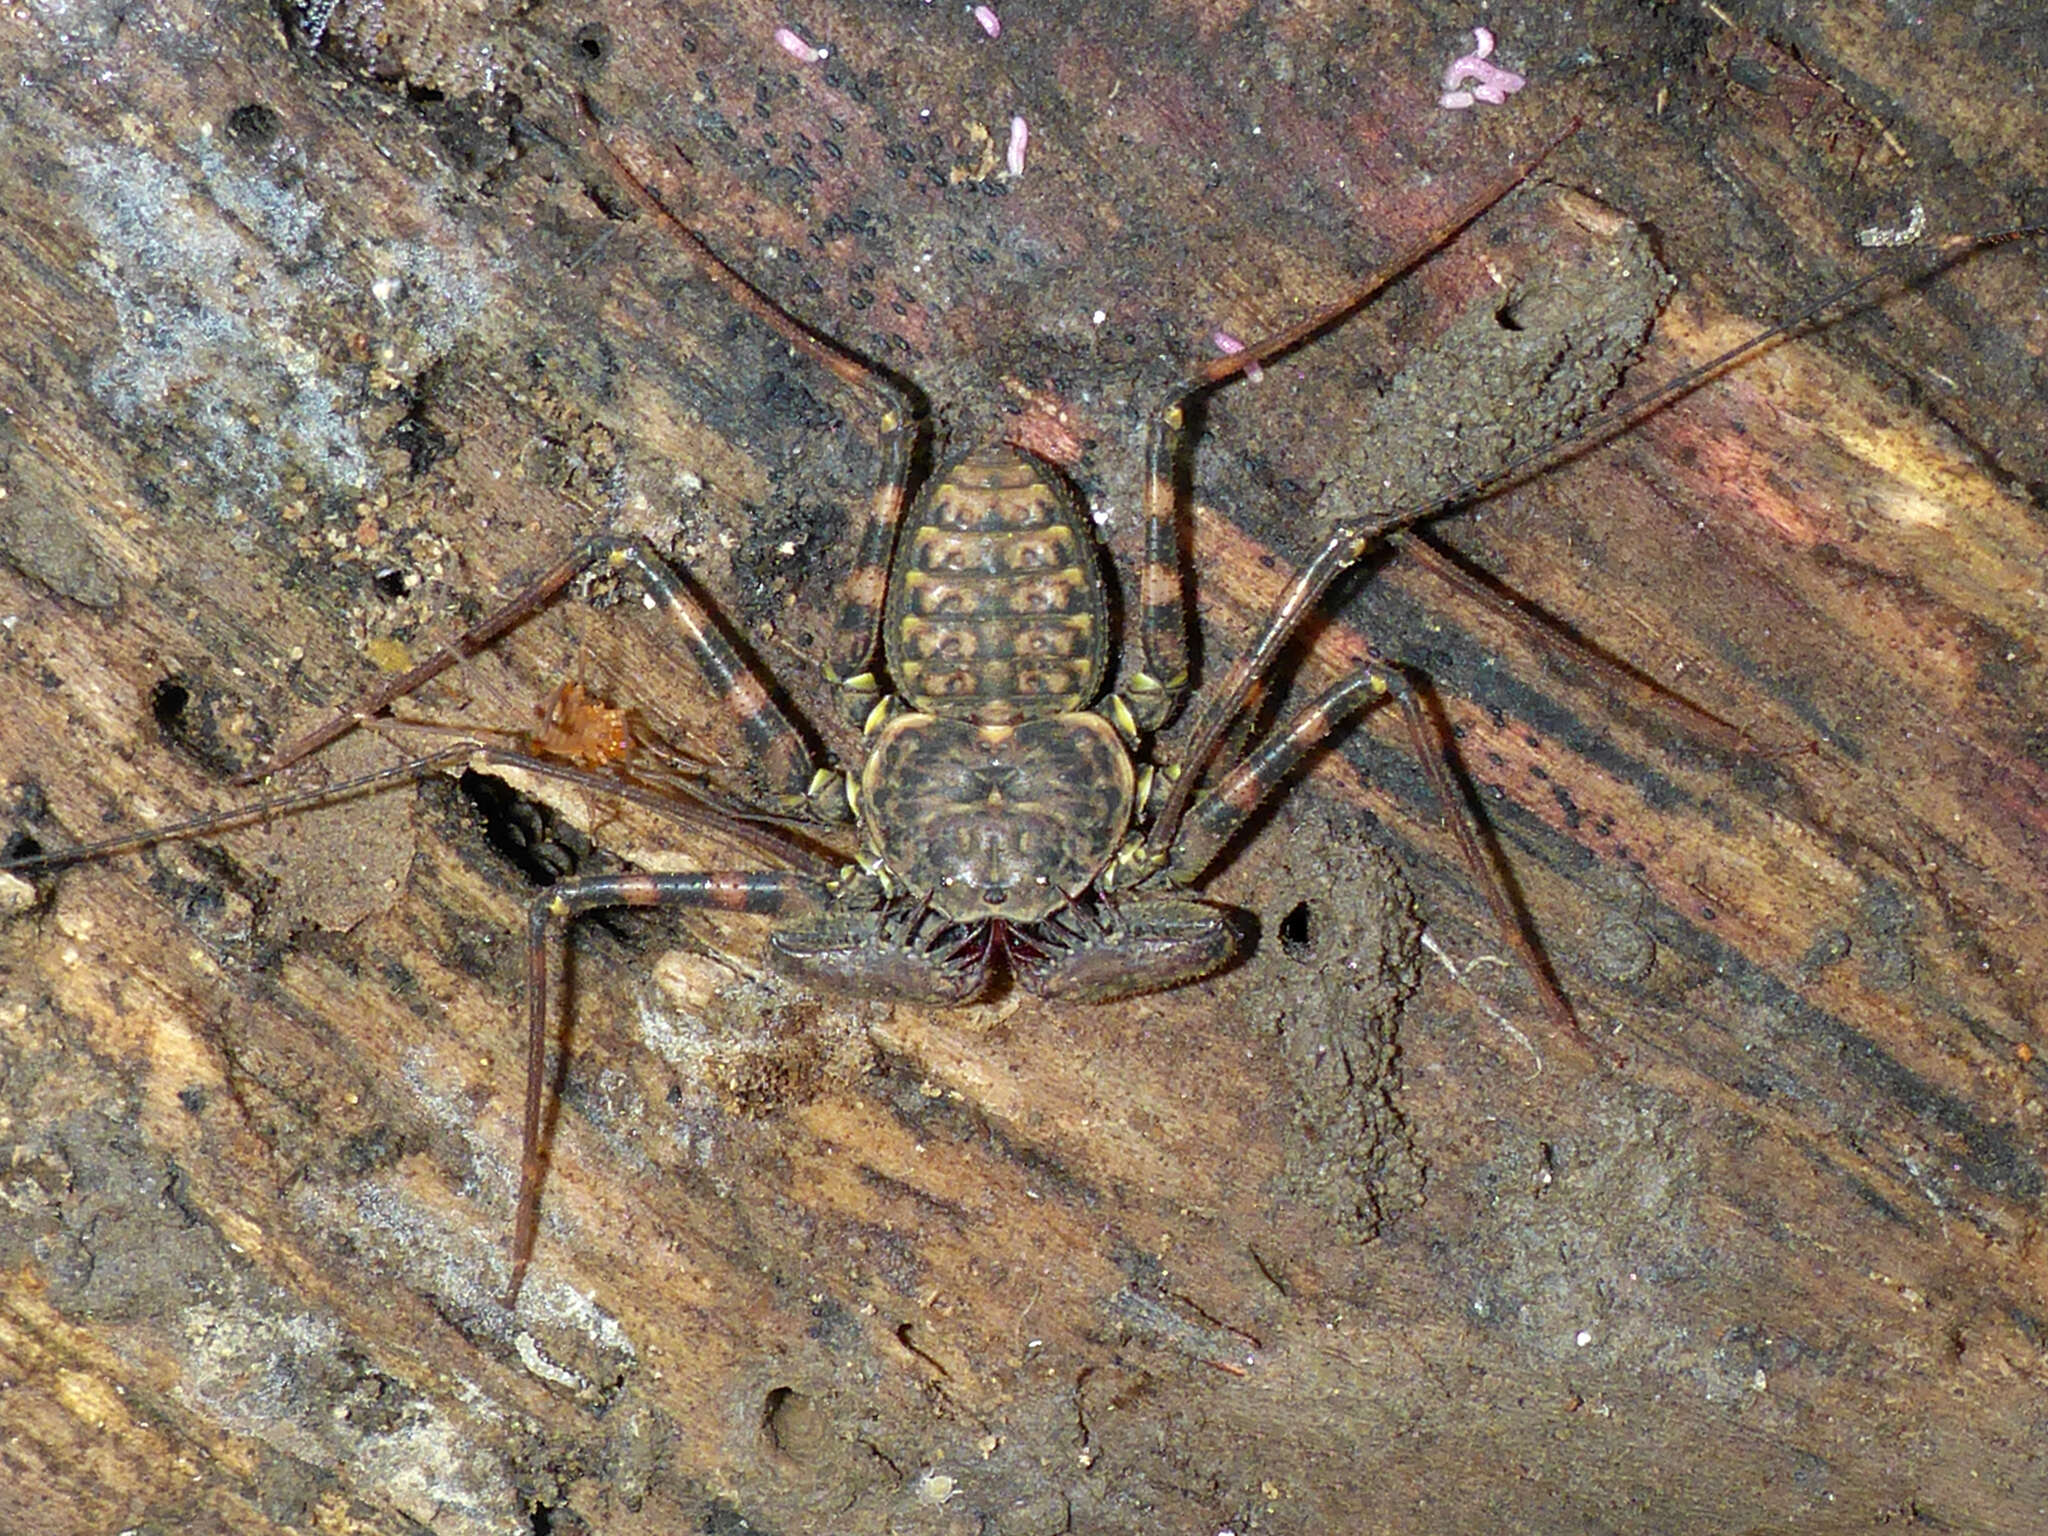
{"left": 65, "top": 129, "right": 505, "bottom": 522}
{"left": 180, "top": 1294, "right": 523, "bottom": 1536}
{"left": 372, "top": 232, "right": 502, "bottom": 369}
{"left": 297, "top": 0, "right": 342, "bottom": 49}
{"left": 67, "top": 136, "right": 369, "bottom": 512}
{"left": 188, "top": 134, "right": 326, "bottom": 267}
{"left": 1257, "top": 813, "right": 1426, "bottom": 1239}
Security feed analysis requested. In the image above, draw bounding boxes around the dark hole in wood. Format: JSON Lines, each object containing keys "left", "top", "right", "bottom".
{"left": 1279, "top": 900, "right": 1315, "bottom": 957}
{"left": 225, "top": 102, "right": 280, "bottom": 148}
{"left": 150, "top": 677, "right": 191, "bottom": 733}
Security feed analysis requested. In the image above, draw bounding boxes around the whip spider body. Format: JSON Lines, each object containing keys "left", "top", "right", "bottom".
{"left": 9, "top": 96, "right": 2031, "bottom": 1303}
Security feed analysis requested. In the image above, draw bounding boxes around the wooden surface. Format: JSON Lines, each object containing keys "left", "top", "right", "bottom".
{"left": 2, "top": 2, "right": 2045, "bottom": 1532}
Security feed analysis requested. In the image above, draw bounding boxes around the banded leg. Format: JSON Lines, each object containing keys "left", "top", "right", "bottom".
{"left": 824, "top": 409, "right": 916, "bottom": 719}
{"left": 243, "top": 535, "right": 828, "bottom": 810}
{"left": 509, "top": 868, "right": 833, "bottom": 1306}
{"left": 0, "top": 731, "right": 837, "bottom": 885}
{"left": 1391, "top": 531, "right": 1757, "bottom": 755}
{"left": 1127, "top": 403, "right": 1194, "bottom": 731}
{"left": 1164, "top": 665, "right": 1606, "bottom": 1060}
{"left": 570, "top": 94, "right": 920, "bottom": 721}
{"left": 587, "top": 538, "right": 823, "bottom": 805}
{"left": 1129, "top": 122, "right": 1582, "bottom": 732}
{"left": 1147, "top": 527, "right": 1373, "bottom": 854}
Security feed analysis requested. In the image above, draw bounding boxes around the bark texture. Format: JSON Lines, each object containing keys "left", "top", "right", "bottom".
{"left": 1, "top": 2, "right": 2045, "bottom": 1533}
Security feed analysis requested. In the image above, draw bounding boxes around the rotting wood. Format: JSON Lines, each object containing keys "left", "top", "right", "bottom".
{"left": 1, "top": 3, "right": 2044, "bottom": 1533}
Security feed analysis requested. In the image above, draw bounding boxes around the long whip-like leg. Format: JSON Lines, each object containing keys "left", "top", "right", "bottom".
{"left": 1126, "top": 121, "right": 1583, "bottom": 731}
{"left": 1147, "top": 220, "right": 2045, "bottom": 856}
{"left": 1389, "top": 531, "right": 1762, "bottom": 756}
{"left": 507, "top": 868, "right": 832, "bottom": 1308}
{"left": 239, "top": 535, "right": 830, "bottom": 810}
{"left": 233, "top": 539, "right": 602, "bottom": 783}
{"left": 1163, "top": 666, "right": 1612, "bottom": 1061}
{"left": 2, "top": 744, "right": 478, "bottom": 873}
{"left": 567, "top": 93, "right": 922, "bottom": 721}
{"left": 1, "top": 729, "right": 840, "bottom": 890}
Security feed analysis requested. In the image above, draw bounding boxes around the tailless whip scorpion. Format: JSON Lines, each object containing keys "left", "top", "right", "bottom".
{"left": 4, "top": 93, "right": 2038, "bottom": 1306}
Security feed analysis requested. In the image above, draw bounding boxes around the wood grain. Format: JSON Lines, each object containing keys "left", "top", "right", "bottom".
{"left": 1, "top": 2, "right": 2044, "bottom": 1533}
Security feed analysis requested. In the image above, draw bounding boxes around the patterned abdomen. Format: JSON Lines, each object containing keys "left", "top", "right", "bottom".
{"left": 885, "top": 444, "right": 1108, "bottom": 723}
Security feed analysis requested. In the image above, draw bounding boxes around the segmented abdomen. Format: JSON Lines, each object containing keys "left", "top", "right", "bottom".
{"left": 884, "top": 443, "right": 1108, "bottom": 723}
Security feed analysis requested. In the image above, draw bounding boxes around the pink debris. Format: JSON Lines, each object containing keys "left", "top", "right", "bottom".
{"left": 1212, "top": 330, "right": 1265, "bottom": 384}
{"left": 973, "top": 5, "right": 1001, "bottom": 39}
{"left": 774, "top": 25, "right": 825, "bottom": 64}
{"left": 1006, "top": 114, "right": 1028, "bottom": 177}
{"left": 1440, "top": 27, "right": 1525, "bottom": 110}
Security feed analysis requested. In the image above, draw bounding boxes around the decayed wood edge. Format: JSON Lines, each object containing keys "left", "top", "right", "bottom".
{"left": 0, "top": 3, "right": 2039, "bottom": 1536}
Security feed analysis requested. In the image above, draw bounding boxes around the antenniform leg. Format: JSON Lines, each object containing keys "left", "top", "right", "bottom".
{"left": 571, "top": 94, "right": 921, "bottom": 725}
{"left": 509, "top": 868, "right": 832, "bottom": 1306}
{"left": 1127, "top": 126, "right": 1579, "bottom": 733}
{"left": 1, "top": 734, "right": 826, "bottom": 882}
{"left": 1389, "top": 531, "right": 1756, "bottom": 755}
